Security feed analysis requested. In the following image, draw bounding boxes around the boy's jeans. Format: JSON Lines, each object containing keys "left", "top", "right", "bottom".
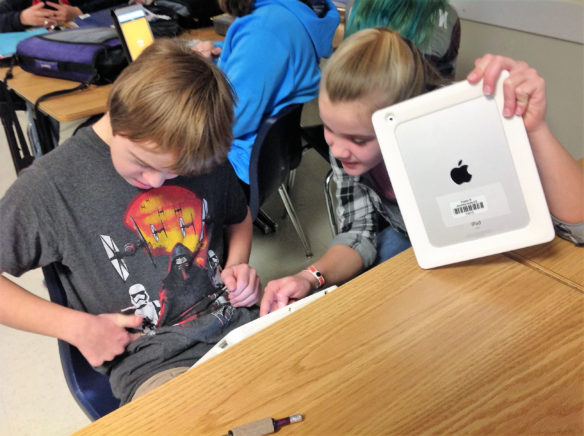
{"left": 374, "top": 226, "right": 411, "bottom": 265}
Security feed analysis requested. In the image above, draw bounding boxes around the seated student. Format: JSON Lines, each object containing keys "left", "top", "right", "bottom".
{"left": 0, "top": 0, "right": 124, "bottom": 32}
{"left": 344, "top": 0, "right": 460, "bottom": 79}
{"left": 0, "top": 39, "right": 260, "bottom": 405}
{"left": 260, "top": 28, "right": 584, "bottom": 316}
{"left": 193, "top": 0, "right": 340, "bottom": 184}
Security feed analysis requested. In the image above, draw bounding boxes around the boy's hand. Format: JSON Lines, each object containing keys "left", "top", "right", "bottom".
{"left": 221, "top": 264, "right": 260, "bottom": 307}
{"left": 260, "top": 273, "right": 312, "bottom": 316}
{"left": 467, "top": 54, "right": 547, "bottom": 134}
{"left": 75, "top": 313, "right": 143, "bottom": 367}
{"left": 192, "top": 41, "right": 221, "bottom": 59}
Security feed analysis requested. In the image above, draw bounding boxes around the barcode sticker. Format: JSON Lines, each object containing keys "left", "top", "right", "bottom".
{"left": 450, "top": 196, "right": 488, "bottom": 218}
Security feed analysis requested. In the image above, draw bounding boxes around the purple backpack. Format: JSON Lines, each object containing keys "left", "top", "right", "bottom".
{"left": 16, "top": 27, "right": 127, "bottom": 85}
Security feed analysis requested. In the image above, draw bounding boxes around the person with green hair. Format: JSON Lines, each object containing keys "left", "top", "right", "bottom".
{"left": 344, "top": 0, "right": 460, "bottom": 78}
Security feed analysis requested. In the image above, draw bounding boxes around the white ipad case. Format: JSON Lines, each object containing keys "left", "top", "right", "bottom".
{"left": 371, "top": 71, "right": 554, "bottom": 269}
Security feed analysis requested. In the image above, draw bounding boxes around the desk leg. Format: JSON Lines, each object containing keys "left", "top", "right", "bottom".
{"left": 0, "top": 85, "right": 34, "bottom": 173}
{"left": 30, "top": 103, "right": 59, "bottom": 155}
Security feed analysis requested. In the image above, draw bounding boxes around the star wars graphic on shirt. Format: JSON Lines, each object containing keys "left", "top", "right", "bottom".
{"left": 99, "top": 185, "right": 233, "bottom": 334}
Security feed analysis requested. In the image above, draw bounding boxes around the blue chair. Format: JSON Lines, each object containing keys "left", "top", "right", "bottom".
{"left": 42, "top": 264, "right": 120, "bottom": 420}
{"left": 248, "top": 104, "right": 313, "bottom": 257}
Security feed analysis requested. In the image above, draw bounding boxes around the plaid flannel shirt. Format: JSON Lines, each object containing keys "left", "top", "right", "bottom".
{"left": 329, "top": 156, "right": 407, "bottom": 268}
{"left": 328, "top": 154, "right": 583, "bottom": 264}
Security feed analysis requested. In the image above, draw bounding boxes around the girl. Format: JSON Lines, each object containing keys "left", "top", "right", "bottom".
{"left": 260, "top": 27, "right": 583, "bottom": 316}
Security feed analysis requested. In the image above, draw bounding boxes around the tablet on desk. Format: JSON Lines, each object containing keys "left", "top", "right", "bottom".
{"left": 371, "top": 72, "right": 554, "bottom": 269}
{"left": 111, "top": 4, "right": 154, "bottom": 62}
{"left": 192, "top": 286, "right": 338, "bottom": 368}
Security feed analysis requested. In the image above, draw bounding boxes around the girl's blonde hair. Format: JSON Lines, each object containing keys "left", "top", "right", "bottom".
{"left": 321, "top": 27, "right": 441, "bottom": 114}
{"left": 108, "top": 38, "right": 235, "bottom": 176}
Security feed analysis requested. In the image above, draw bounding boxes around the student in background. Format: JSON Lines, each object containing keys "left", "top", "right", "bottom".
{"left": 193, "top": 0, "right": 339, "bottom": 184}
{"left": 344, "top": 0, "right": 460, "bottom": 78}
{"left": 260, "top": 28, "right": 584, "bottom": 316}
{"left": 1, "top": 0, "right": 124, "bottom": 32}
{"left": 0, "top": 39, "right": 260, "bottom": 405}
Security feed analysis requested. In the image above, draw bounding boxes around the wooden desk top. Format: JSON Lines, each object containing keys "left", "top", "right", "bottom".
{"left": 507, "top": 159, "right": 584, "bottom": 292}
{"left": 507, "top": 236, "right": 583, "bottom": 292}
{"left": 1, "top": 65, "right": 112, "bottom": 122}
{"left": 74, "top": 249, "right": 583, "bottom": 435}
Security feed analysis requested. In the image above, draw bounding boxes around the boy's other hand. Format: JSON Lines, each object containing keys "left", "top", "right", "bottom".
{"left": 259, "top": 274, "right": 312, "bottom": 316}
{"left": 75, "top": 313, "right": 143, "bottom": 367}
{"left": 221, "top": 264, "right": 260, "bottom": 307}
{"left": 467, "top": 54, "right": 547, "bottom": 134}
{"left": 192, "top": 41, "right": 221, "bottom": 59}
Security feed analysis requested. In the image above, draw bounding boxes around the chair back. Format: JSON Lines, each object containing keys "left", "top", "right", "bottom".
{"left": 42, "top": 264, "right": 120, "bottom": 420}
{"left": 248, "top": 104, "right": 303, "bottom": 220}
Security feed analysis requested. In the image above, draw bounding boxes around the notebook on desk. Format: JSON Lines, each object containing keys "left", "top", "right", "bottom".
{"left": 0, "top": 28, "right": 48, "bottom": 62}
{"left": 371, "top": 72, "right": 554, "bottom": 269}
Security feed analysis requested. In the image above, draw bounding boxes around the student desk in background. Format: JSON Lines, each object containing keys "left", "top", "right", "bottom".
{"left": 73, "top": 238, "right": 583, "bottom": 436}
{"left": 0, "top": 27, "right": 225, "bottom": 123}
{"left": 0, "top": 27, "right": 226, "bottom": 170}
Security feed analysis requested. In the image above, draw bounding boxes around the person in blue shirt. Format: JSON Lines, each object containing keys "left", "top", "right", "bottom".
{"left": 194, "top": 0, "right": 340, "bottom": 184}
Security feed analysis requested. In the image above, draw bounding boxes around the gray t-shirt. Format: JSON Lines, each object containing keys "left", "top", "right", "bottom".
{"left": 0, "top": 127, "right": 258, "bottom": 403}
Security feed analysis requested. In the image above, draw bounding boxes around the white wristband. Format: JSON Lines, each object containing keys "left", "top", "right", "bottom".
{"left": 304, "top": 265, "right": 325, "bottom": 289}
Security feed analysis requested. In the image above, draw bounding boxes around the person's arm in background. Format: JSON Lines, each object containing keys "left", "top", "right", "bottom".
{"left": 69, "top": 0, "right": 126, "bottom": 13}
{"left": 221, "top": 209, "right": 260, "bottom": 307}
{"left": 45, "top": 0, "right": 129, "bottom": 26}
{"left": 0, "top": 271, "right": 143, "bottom": 366}
{"left": 0, "top": 0, "right": 56, "bottom": 32}
{"left": 467, "top": 54, "right": 584, "bottom": 225}
{"left": 45, "top": 1, "right": 81, "bottom": 24}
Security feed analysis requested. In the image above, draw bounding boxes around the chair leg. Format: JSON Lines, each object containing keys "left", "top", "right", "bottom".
{"left": 287, "top": 168, "right": 296, "bottom": 191}
{"left": 278, "top": 184, "right": 313, "bottom": 258}
{"left": 324, "top": 169, "right": 337, "bottom": 236}
{"left": 254, "top": 209, "right": 278, "bottom": 234}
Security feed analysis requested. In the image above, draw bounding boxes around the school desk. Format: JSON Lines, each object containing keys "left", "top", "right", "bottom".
{"left": 72, "top": 238, "right": 583, "bottom": 436}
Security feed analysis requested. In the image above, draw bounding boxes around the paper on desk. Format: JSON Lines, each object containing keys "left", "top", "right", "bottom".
{"left": 192, "top": 286, "right": 338, "bottom": 368}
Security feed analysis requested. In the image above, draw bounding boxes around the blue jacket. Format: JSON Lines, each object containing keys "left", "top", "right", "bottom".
{"left": 218, "top": 0, "right": 339, "bottom": 183}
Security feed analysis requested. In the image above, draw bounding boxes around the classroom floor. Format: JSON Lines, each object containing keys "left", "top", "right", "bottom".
{"left": 0, "top": 103, "right": 333, "bottom": 435}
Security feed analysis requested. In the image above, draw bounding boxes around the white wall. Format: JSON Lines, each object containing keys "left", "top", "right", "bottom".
{"left": 451, "top": 1, "right": 584, "bottom": 159}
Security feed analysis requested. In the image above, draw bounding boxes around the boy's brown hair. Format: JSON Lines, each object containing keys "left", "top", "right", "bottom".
{"left": 108, "top": 38, "right": 235, "bottom": 176}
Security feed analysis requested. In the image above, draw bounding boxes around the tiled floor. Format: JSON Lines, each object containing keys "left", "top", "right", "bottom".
{"left": 0, "top": 104, "right": 333, "bottom": 435}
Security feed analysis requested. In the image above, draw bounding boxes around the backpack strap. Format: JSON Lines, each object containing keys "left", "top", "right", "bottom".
{"left": 1, "top": 63, "right": 35, "bottom": 172}
{"left": 31, "top": 75, "right": 95, "bottom": 155}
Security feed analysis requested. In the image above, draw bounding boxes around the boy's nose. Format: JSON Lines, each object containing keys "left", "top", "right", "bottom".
{"left": 143, "top": 171, "right": 166, "bottom": 189}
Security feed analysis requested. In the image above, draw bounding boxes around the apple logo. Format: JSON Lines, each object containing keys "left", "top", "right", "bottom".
{"left": 450, "top": 160, "right": 472, "bottom": 184}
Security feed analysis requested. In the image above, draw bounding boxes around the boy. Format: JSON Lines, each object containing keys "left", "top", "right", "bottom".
{"left": 0, "top": 39, "right": 260, "bottom": 405}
